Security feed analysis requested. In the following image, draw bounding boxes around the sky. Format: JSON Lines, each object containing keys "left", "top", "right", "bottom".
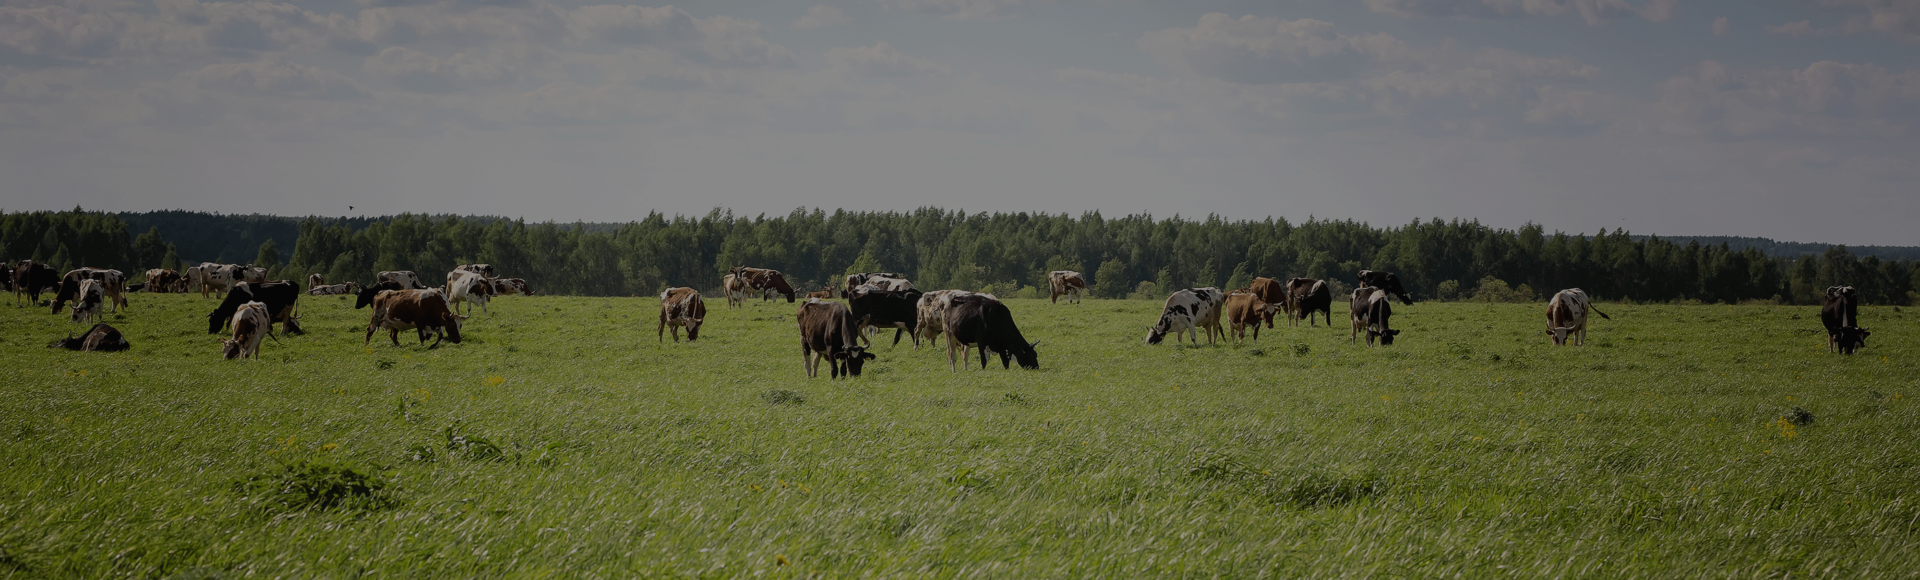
{"left": 2, "top": 0, "right": 1916, "bottom": 244}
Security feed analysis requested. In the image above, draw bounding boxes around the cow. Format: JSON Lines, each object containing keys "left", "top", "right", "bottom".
{"left": 847, "top": 285, "right": 924, "bottom": 347}
{"left": 127, "top": 283, "right": 147, "bottom": 292}
{"left": 48, "top": 323, "right": 130, "bottom": 352}
{"left": 1048, "top": 270, "right": 1087, "bottom": 304}
{"left": 944, "top": 294, "right": 1039, "bottom": 370}
{"left": 69, "top": 279, "right": 104, "bottom": 324}
{"left": 806, "top": 288, "right": 835, "bottom": 300}
{"left": 722, "top": 274, "right": 749, "bottom": 309}
{"left": 239, "top": 265, "right": 268, "bottom": 284}
{"left": 377, "top": 271, "right": 429, "bottom": 290}
{"left": 146, "top": 269, "right": 183, "bottom": 293}
{"left": 365, "top": 289, "right": 466, "bottom": 348}
{"left": 842, "top": 272, "right": 911, "bottom": 298}
{"left": 916, "top": 289, "right": 993, "bottom": 349}
{"left": 728, "top": 266, "right": 797, "bottom": 303}
{"left": 1224, "top": 290, "right": 1270, "bottom": 344}
{"left": 797, "top": 299, "right": 874, "bottom": 378}
{"left": 1822, "top": 285, "right": 1870, "bottom": 354}
{"left": 195, "top": 263, "right": 240, "bottom": 298}
{"left": 1147, "top": 288, "right": 1227, "bottom": 345}
{"left": 183, "top": 264, "right": 206, "bottom": 295}
{"left": 488, "top": 278, "right": 534, "bottom": 296}
{"left": 658, "top": 287, "right": 707, "bottom": 342}
{"left": 12, "top": 260, "right": 59, "bottom": 306}
{"left": 454, "top": 264, "right": 497, "bottom": 278}
{"left": 1248, "top": 277, "right": 1290, "bottom": 326}
{"left": 445, "top": 270, "right": 495, "bottom": 315}
{"left": 308, "top": 283, "right": 361, "bottom": 296}
{"left": 1356, "top": 270, "right": 1414, "bottom": 305}
{"left": 208, "top": 281, "right": 302, "bottom": 335}
{"left": 1349, "top": 288, "right": 1401, "bottom": 346}
{"left": 221, "top": 301, "right": 276, "bottom": 360}
{"left": 307, "top": 273, "right": 326, "bottom": 292}
{"left": 1544, "top": 288, "right": 1610, "bottom": 346}
{"left": 355, "top": 281, "right": 406, "bottom": 310}
{"left": 50, "top": 268, "right": 127, "bottom": 315}
{"left": 1285, "top": 278, "right": 1332, "bottom": 328}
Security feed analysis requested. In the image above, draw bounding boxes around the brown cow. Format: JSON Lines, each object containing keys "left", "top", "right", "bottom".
{"left": 1224, "top": 290, "right": 1270, "bottom": 344}
{"left": 13, "top": 260, "right": 59, "bottom": 306}
{"left": 728, "top": 266, "right": 797, "bottom": 303}
{"left": 806, "top": 287, "right": 834, "bottom": 300}
{"left": 1048, "top": 270, "right": 1086, "bottom": 304}
{"left": 1247, "top": 277, "right": 1289, "bottom": 327}
{"left": 797, "top": 299, "right": 874, "bottom": 378}
{"left": 365, "top": 289, "right": 466, "bottom": 348}
{"left": 658, "top": 287, "right": 707, "bottom": 342}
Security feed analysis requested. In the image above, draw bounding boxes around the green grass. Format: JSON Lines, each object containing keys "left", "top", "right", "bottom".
{"left": 2, "top": 293, "right": 1918, "bottom": 578}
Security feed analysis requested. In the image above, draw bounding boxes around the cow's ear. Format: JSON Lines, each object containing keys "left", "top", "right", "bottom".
{"left": 1028, "top": 341, "right": 1040, "bottom": 348}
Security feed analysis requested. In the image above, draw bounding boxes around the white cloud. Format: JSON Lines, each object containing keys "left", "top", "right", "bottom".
{"left": 362, "top": 46, "right": 526, "bottom": 93}
{"left": 1365, "top": 0, "right": 1676, "bottom": 25}
{"left": 1808, "top": 0, "right": 1920, "bottom": 41}
{"left": 1138, "top": 14, "right": 1406, "bottom": 84}
{"left": 1712, "top": 16, "right": 1730, "bottom": 37}
{"left": 876, "top": 0, "right": 1021, "bottom": 22}
{"left": 1766, "top": 20, "right": 1815, "bottom": 36}
{"left": 827, "top": 41, "right": 947, "bottom": 76}
{"left": 191, "top": 57, "right": 368, "bottom": 99}
{"left": 791, "top": 5, "right": 849, "bottom": 30}
{"left": 1525, "top": 85, "right": 1626, "bottom": 126}
{"left": 1654, "top": 60, "right": 1920, "bottom": 139}
{"left": 565, "top": 5, "right": 792, "bottom": 67}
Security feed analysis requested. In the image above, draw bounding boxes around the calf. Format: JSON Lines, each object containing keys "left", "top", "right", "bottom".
{"left": 1349, "top": 288, "right": 1400, "bottom": 346}
{"left": 848, "top": 286, "right": 924, "bottom": 347}
{"left": 1146, "top": 288, "right": 1226, "bottom": 345}
{"left": 69, "top": 279, "right": 104, "bottom": 324}
{"left": 48, "top": 323, "right": 130, "bottom": 352}
{"left": 1224, "top": 291, "right": 1270, "bottom": 344}
{"left": 377, "top": 270, "right": 429, "bottom": 290}
{"left": 1545, "top": 288, "right": 1609, "bottom": 346}
{"left": 797, "top": 299, "right": 874, "bottom": 378}
{"left": 445, "top": 270, "right": 495, "bottom": 315}
{"left": 12, "top": 260, "right": 59, "bottom": 306}
{"left": 308, "top": 282, "right": 361, "bottom": 296}
{"left": 222, "top": 301, "right": 276, "bottom": 360}
{"left": 1356, "top": 270, "right": 1414, "bottom": 305}
{"left": 1286, "top": 278, "right": 1332, "bottom": 327}
{"left": 366, "top": 289, "right": 466, "bottom": 348}
{"left": 208, "top": 281, "right": 303, "bottom": 335}
{"left": 944, "top": 294, "right": 1039, "bottom": 370}
{"left": 1822, "top": 286, "right": 1870, "bottom": 354}
{"left": 1048, "top": 270, "right": 1086, "bottom": 304}
{"left": 658, "top": 287, "right": 707, "bottom": 342}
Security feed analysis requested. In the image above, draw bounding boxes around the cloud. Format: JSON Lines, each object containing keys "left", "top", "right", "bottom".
{"left": 876, "top": 0, "right": 1021, "bottom": 22}
{"left": 1766, "top": 20, "right": 1815, "bottom": 36}
{"left": 565, "top": 5, "right": 792, "bottom": 67}
{"left": 190, "top": 57, "right": 368, "bottom": 99}
{"left": 1364, "top": 0, "right": 1676, "bottom": 25}
{"left": 791, "top": 5, "right": 849, "bottom": 30}
{"left": 0, "top": 4, "right": 130, "bottom": 61}
{"left": 1712, "top": 16, "right": 1730, "bottom": 37}
{"left": 1655, "top": 60, "right": 1920, "bottom": 139}
{"left": 1525, "top": 85, "right": 1626, "bottom": 126}
{"left": 362, "top": 46, "right": 525, "bottom": 93}
{"left": 1807, "top": 0, "right": 1920, "bottom": 41}
{"left": 1138, "top": 14, "right": 1405, "bottom": 84}
{"left": 826, "top": 41, "right": 947, "bottom": 76}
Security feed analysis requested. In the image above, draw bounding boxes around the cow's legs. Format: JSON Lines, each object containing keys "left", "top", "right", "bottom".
{"left": 979, "top": 344, "right": 989, "bottom": 370}
{"left": 803, "top": 348, "right": 816, "bottom": 377}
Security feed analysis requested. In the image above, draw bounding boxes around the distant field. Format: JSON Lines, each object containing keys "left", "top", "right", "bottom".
{"left": 2, "top": 292, "right": 1917, "bottom": 578}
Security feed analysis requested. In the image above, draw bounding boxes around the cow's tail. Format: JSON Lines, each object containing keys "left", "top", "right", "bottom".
{"left": 1589, "top": 304, "right": 1611, "bottom": 320}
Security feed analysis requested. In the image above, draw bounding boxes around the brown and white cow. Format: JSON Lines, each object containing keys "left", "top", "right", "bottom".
{"left": 728, "top": 266, "right": 797, "bottom": 303}
{"left": 307, "top": 273, "right": 326, "bottom": 292}
{"left": 1821, "top": 286, "right": 1869, "bottom": 354}
{"left": 222, "top": 301, "right": 276, "bottom": 360}
{"left": 445, "top": 270, "right": 495, "bottom": 315}
{"left": 1224, "top": 290, "right": 1270, "bottom": 344}
{"left": 488, "top": 278, "right": 534, "bottom": 296}
{"left": 69, "top": 279, "right": 104, "bottom": 324}
{"left": 797, "top": 299, "right": 874, "bottom": 378}
{"left": 1048, "top": 270, "right": 1087, "bottom": 304}
{"left": 658, "top": 287, "right": 707, "bottom": 342}
{"left": 1247, "top": 277, "right": 1289, "bottom": 326}
{"left": 377, "top": 270, "right": 429, "bottom": 290}
{"left": 1349, "top": 288, "right": 1400, "bottom": 346}
{"left": 722, "top": 274, "right": 748, "bottom": 309}
{"left": 366, "top": 289, "right": 465, "bottom": 348}
{"left": 1545, "top": 288, "right": 1609, "bottom": 346}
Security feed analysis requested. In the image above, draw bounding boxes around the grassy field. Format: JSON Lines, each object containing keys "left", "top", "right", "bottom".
{"left": 2, "top": 291, "right": 1917, "bottom": 578}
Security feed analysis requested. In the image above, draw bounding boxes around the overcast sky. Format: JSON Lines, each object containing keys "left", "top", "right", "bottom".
{"left": 2, "top": 0, "right": 1916, "bottom": 244}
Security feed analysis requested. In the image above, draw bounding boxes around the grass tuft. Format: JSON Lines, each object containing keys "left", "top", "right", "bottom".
{"left": 234, "top": 459, "right": 395, "bottom": 513}
{"left": 761, "top": 389, "right": 806, "bottom": 406}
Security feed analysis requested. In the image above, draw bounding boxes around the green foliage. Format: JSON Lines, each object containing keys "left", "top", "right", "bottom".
{"left": 1094, "top": 258, "right": 1128, "bottom": 299}
{"left": 1435, "top": 280, "right": 1462, "bottom": 301}
{"left": 254, "top": 239, "right": 281, "bottom": 276}
{"left": 1225, "top": 261, "right": 1252, "bottom": 291}
{"left": 234, "top": 459, "right": 394, "bottom": 513}
{"left": 1471, "top": 276, "right": 1538, "bottom": 303}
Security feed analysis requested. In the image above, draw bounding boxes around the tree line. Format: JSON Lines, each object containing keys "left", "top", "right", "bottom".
{"left": 5, "top": 208, "right": 1916, "bottom": 305}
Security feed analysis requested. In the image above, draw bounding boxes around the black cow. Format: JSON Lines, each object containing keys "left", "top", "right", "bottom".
{"left": 208, "top": 281, "right": 303, "bottom": 335}
{"left": 355, "top": 281, "right": 407, "bottom": 309}
{"left": 848, "top": 286, "right": 924, "bottom": 347}
{"left": 1356, "top": 270, "right": 1413, "bottom": 305}
{"left": 1821, "top": 285, "right": 1869, "bottom": 354}
{"left": 944, "top": 294, "right": 1038, "bottom": 370}
{"left": 48, "top": 323, "right": 131, "bottom": 352}
{"left": 12, "top": 260, "right": 57, "bottom": 306}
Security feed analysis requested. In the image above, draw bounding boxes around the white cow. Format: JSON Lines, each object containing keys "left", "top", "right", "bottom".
{"left": 1545, "top": 288, "right": 1609, "bottom": 346}
{"left": 445, "top": 270, "right": 494, "bottom": 315}
{"left": 1146, "top": 287, "right": 1226, "bottom": 345}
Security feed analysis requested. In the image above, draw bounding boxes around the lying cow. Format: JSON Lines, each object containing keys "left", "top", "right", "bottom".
{"left": 222, "top": 301, "right": 276, "bottom": 360}
{"left": 377, "top": 270, "right": 429, "bottom": 290}
{"left": 944, "top": 294, "right": 1039, "bottom": 370}
{"left": 308, "top": 282, "right": 361, "bottom": 296}
{"left": 843, "top": 272, "right": 911, "bottom": 298}
{"left": 489, "top": 278, "right": 534, "bottom": 296}
{"left": 1048, "top": 270, "right": 1086, "bottom": 304}
{"left": 69, "top": 279, "right": 105, "bottom": 324}
{"left": 848, "top": 285, "right": 924, "bottom": 347}
{"left": 1225, "top": 290, "right": 1270, "bottom": 344}
{"left": 239, "top": 265, "right": 268, "bottom": 284}
{"left": 1545, "top": 288, "right": 1610, "bottom": 346}
{"left": 445, "top": 270, "right": 494, "bottom": 315}
{"left": 1357, "top": 270, "right": 1414, "bottom": 305}
{"left": 48, "top": 323, "right": 130, "bottom": 352}
{"left": 208, "top": 281, "right": 303, "bottom": 335}
{"left": 1822, "top": 285, "right": 1870, "bottom": 354}
{"left": 658, "top": 287, "right": 707, "bottom": 342}
{"left": 1349, "top": 288, "right": 1400, "bottom": 346}
{"left": 797, "top": 299, "right": 874, "bottom": 378}
{"left": 1146, "top": 287, "right": 1226, "bottom": 345}
{"left": 365, "top": 289, "right": 466, "bottom": 348}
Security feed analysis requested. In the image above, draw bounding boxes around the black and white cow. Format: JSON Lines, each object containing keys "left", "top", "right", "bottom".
{"left": 1356, "top": 270, "right": 1413, "bottom": 305}
{"left": 377, "top": 271, "right": 429, "bottom": 290}
{"left": 1146, "top": 287, "right": 1226, "bottom": 345}
{"left": 69, "top": 279, "right": 104, "bottom": 324}
{"left": 1349, "top": 288, "right": 1400, "bottom": 346}
{"left": 842, "top": 272, "right": 912, "bottom": 298}
{"left": 48, "top": 323, "right": 130, "bottom": 352}
{"left": 944, "top": 294, "right": 1039, "bottom": 370}
{"left": 1822, "top": 285, "right": 1869, "bottom": 354}
{"left": 848, "top": 285, "right": 924, "bottom": 347}
{"left": 308, "top": 282, "right": 361, "bottom": 296}
{"left": 208, "top": 281, "right": 302, "bottom": 335}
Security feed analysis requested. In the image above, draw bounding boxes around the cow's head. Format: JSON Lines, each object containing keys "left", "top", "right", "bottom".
{"left": 221, "top": 339, "right": 242, "bottom": 360}
{"left": 1545, "top": 326, "right": 1576, "bottom": 346}
{"left": 686, "top": 317, "right": 704, "bottom": 341}
{"left": 1372, "top": 328, "right": 1401, "bottom": 346}
{"left": 1835, "top": 326, "right": 1870, "bottom": 354}
{"left": 1012, "top": 341, "right": 1040, "bottom": 369}
{"left": 838, "top": 345, "right": 876, "bottom": 376}
{"left": 444, "top": 313, "right": 468, "bottom": 344}
{"left": 1145, "top": 325, "right": 1167, "bottom": 345}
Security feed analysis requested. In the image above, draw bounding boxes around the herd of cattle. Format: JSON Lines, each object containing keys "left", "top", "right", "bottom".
{"left": 6, "top": 258, "right": 1879, "bottom": 375}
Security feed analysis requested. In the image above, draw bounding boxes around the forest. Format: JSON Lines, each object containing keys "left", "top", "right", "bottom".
{"left": 3, "top": 208, "right": 1916, "bottom": 305}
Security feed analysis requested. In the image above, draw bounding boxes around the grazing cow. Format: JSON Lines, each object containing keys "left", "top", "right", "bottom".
{"left": 806, "top": 287, "right": 834, "bottom": 300}
{"left": 454, "top": 264, "right": 497, "bottom": 278}
{"left": 308, "top": 282, "right": 361, "bottom": 296}
{"left": 658, "top": 287, "right": 707, "bottom": 342}
{"left": 1544, "top": 288, "right": 1610, "bottom": 346}
{"left": 848, "top": 285, "right": 924, "bottom": 347}
{"left": 1285, "top": 278, "right": 1332, "bottom": 327}
{"left": 50, "top": 268, "right": 127, "bottom": 315}
{"left": 1147, "top": 288, "right": 1227, "bottom": 345}
{"left": 1356, "top": 270, "right": 1414, "bottom": 305}
{"left": 377, "top": 271, "right": 429, "bottom": 290}
{"left": 1224, "top": 291, "right": 1270, "bottom": 344}
{"left": 221, "top": 301, "right": 275, "bottom": 360}
{"left": 445, "top": 270, "right": 495, "bottom": 315}
{"left": 365, "top": 289, "right": 465, "bottom": 348}
{"left": 1048, "top": 270, "right": 1087, "bottom": 304}
{"left": 196, "top": 263, "right": 240, "bottom": 298}
{"left": 48, "top": 323, "right": 130, "bottom": 352}
{"left": 69, "top": 279, "right": 104, "bottom": 324}
{"left": 146, "top": 269, "right": 183, "bottom": 293}
{"left": 13, "top": 260, "right": 59, "bottom": 306}
{"left": 1822, "top": 286, "right": 1870, "bottom": 354}
{"left": 728, "top": 266, "right": 797, "bottom": 302}
{"left": 915, "top": 289, "right": 996, "bottom": 348}
{"left": 842, "top": 272, "right": 911, "bottom": 298}
{"left": 944, "top": 294, "right": 1039, "bottom": 370}
{"left": 355, "top": 281, "right": 406, "bottom": 310}
{"left": 797, "top": 299, "right": 874, "bottom": 378}
{"left": 487, "top": 278, "right": 533, "bottom": 296}
{"left": 307, "top": 273, "right": 325, "bottom": 292}
{"left": 208, "top": 281, "right": 303, "bottom": 335}
{"left": 240, "top": 265, "right": 268, "bottom": 284}
{"left": 1349, "top": 288, "right": 1401, "bottom": 346}
{"left": 127, "top": 283, "right": 147, "bottom": 292}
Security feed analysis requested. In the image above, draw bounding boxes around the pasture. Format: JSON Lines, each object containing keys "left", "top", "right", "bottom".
{"left": 2, "top": 292, "right": 1918, "bottom": 578}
